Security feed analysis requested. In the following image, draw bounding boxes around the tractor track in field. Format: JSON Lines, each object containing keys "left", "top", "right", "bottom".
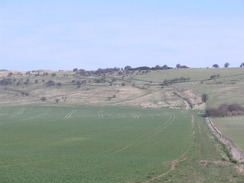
{"left": 191, "top": 115, "right": 195, "bottom": 136}
{"left": 64, "top": 109, "right": 77, "bottom": 119}
{"left": 144, "top": 144, "right": 191, "bottom": 183}
{"left": 97, "top": 109, "right": 104, "bottom": 119}
{"left": 129, "top": 111, "right": 140, "bottom": 119}
{"left": 111, "top": 115, "right": 175, "bottom": 155}
{"left": 12, "top": 107, "right": 27, "bottom": 117}
{"left": 143, "top": 115, "right": 175, "bottom": 142}
{"left": 102, "top": 143, "right": 124, "bottom": 153}
{"left": 144, "top": 157, "right": 188, "bottom": 183}
{"left": 21, "top": 108, "right": 52, "bottom": 121}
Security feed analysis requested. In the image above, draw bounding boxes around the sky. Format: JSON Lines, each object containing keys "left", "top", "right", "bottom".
{"left": 0, "top": 0, "right": 244, "bottom": 71}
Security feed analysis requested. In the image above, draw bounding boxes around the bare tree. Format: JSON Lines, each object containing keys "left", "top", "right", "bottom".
{"left": 218, "top": 104, "right": 229, "bottom": 112}
{"left": 201, "top": 94, "right": 208, "bottom": 103}
{"left": 224, "top": 62, "right": 230, "bottom": 68}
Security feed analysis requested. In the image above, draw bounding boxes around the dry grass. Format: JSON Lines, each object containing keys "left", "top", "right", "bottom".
{"left": 0, "top": 70, "right": 188, "bottom": 109}
{"left": 1, "top": 68, "right": 242, "bottom": 110}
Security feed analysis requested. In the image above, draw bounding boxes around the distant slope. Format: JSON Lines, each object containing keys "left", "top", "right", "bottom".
{"left": 0, "top": 68, "right": 243, "bottom": 109}
{"left": 135, "top": 68, "right": 244, "bottom": 108}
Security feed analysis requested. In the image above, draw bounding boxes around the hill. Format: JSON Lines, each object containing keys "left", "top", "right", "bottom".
{"left": 0, "top": 67, "right": 243, "bottom": 109}
{"left": 1, "top": 67, "right": 244, "bottom": 182}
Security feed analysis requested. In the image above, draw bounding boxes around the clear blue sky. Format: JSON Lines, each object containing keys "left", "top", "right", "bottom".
{"left": 0, "top": 0, "right": 244, "bottom": 71}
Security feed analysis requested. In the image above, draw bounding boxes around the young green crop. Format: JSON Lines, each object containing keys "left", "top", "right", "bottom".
{"left": 213, "top": 116, "right": 244, "bottom": 150}
{"left": 0, "top": 106, "right": 242, "bottom": 182}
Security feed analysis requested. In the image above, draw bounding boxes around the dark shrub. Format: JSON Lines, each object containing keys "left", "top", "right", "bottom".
{"left": 218, "top": 104, "right": 229, "bottom": 112}
{"left": 46, "top": 80, "right": 55, "bottom": 86}
{"left": 0, "top": 78, "right": 13, "bottom": 85}
{"left": 206, "top": 103, "right": 244, "bottom": 117}
{"left": 206, "top": 108, "right": 224, "bottom": 117}
{"left": 40, "top": 97, "right": 47, "bottom": 101}
{"left": 238, "top": 111, "right": 244, "bottom": 115}
{"left": 201, "top": 94, "right": 208, "bottom": 103}
{"left": 228, "top": 104, "right": 243, "bottom": 112}
{"left": 57, "top": 82, "right": 62, "bottom": 87}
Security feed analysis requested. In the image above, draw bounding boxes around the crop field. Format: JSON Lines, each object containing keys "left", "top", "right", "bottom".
{"left": 0, "top": 106, "right": 242, "bottom": 182}
{"left": 213, "top": 116, "right": 244, "bottom": 150}
{"left": 0, "top": 106, "right": 191, "bottom": 182}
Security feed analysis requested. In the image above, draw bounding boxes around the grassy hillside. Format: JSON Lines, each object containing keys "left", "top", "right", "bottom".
{"left": 135, "top": 68, "right": 244, "bottom": 108}
{"left": 135, "top": 68, "right": 244, "bottom": 82}
{"left": 0, "top": 69, "right": 197, "bottom": 109}
{"left": 2, "top": 67, "right": 241, "bottom": 108}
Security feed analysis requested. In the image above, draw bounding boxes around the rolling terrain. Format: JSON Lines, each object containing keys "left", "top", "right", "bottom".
{"left": 0, "top": 67, "right": 244, "bottom": 182}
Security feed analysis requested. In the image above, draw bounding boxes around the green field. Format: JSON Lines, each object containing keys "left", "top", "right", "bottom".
{"left": 1, "top": 68, "right": 244, "bottom": 182}
{"left": 213, "top": 116, "right": 244, "bottom": 150}
{"left": 0, "top": 106, "right": 242, "bottom": 182}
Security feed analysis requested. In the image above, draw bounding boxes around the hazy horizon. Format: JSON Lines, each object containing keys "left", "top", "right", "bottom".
{"left": 1, "top": 64, "right": 244, "bottom": 72}
{"left": 1, "top": 0, "right": 244, "bottom": 71}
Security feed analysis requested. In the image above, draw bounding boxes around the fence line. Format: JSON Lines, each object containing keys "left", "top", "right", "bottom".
{"left": 206, "top": 118, "right": 244, "bottom": 162}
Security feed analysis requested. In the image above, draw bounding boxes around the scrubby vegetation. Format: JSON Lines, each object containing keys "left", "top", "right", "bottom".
{"left": 210, "top": 74, "right": 220, "bottom": 80}
{"left": 206, "top": 104, "right": 244, "bottom": 117}
{"left": 201, "top": 94, "right": 208, "bottom": 103}
{"left": 162, "top": 77, "right": 190, "bottom": 85}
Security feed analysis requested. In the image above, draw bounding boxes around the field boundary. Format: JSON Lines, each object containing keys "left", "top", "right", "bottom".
{"left": 206, "top": 118, "right": 244, "bottom": 163}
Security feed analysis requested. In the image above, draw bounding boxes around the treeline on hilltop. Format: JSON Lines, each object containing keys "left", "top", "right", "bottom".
{"left": 72, "top": 61, "right": 244, "bottom": 74}
{"left": 206, "top": 104, "right": 244, "bottom": 117}
{"left": 124, "top": 64, "right": 189, "bottom": 71}
{"left": 73, "top": 64, "right": 189, "bottom": 76}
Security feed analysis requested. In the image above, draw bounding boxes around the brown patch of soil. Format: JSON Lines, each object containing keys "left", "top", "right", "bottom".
{"left": 236, "top": 164, "right": 244, "bottom": 175}
{"left": 144, "top": 157, "right": 188, "bottom": 183}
